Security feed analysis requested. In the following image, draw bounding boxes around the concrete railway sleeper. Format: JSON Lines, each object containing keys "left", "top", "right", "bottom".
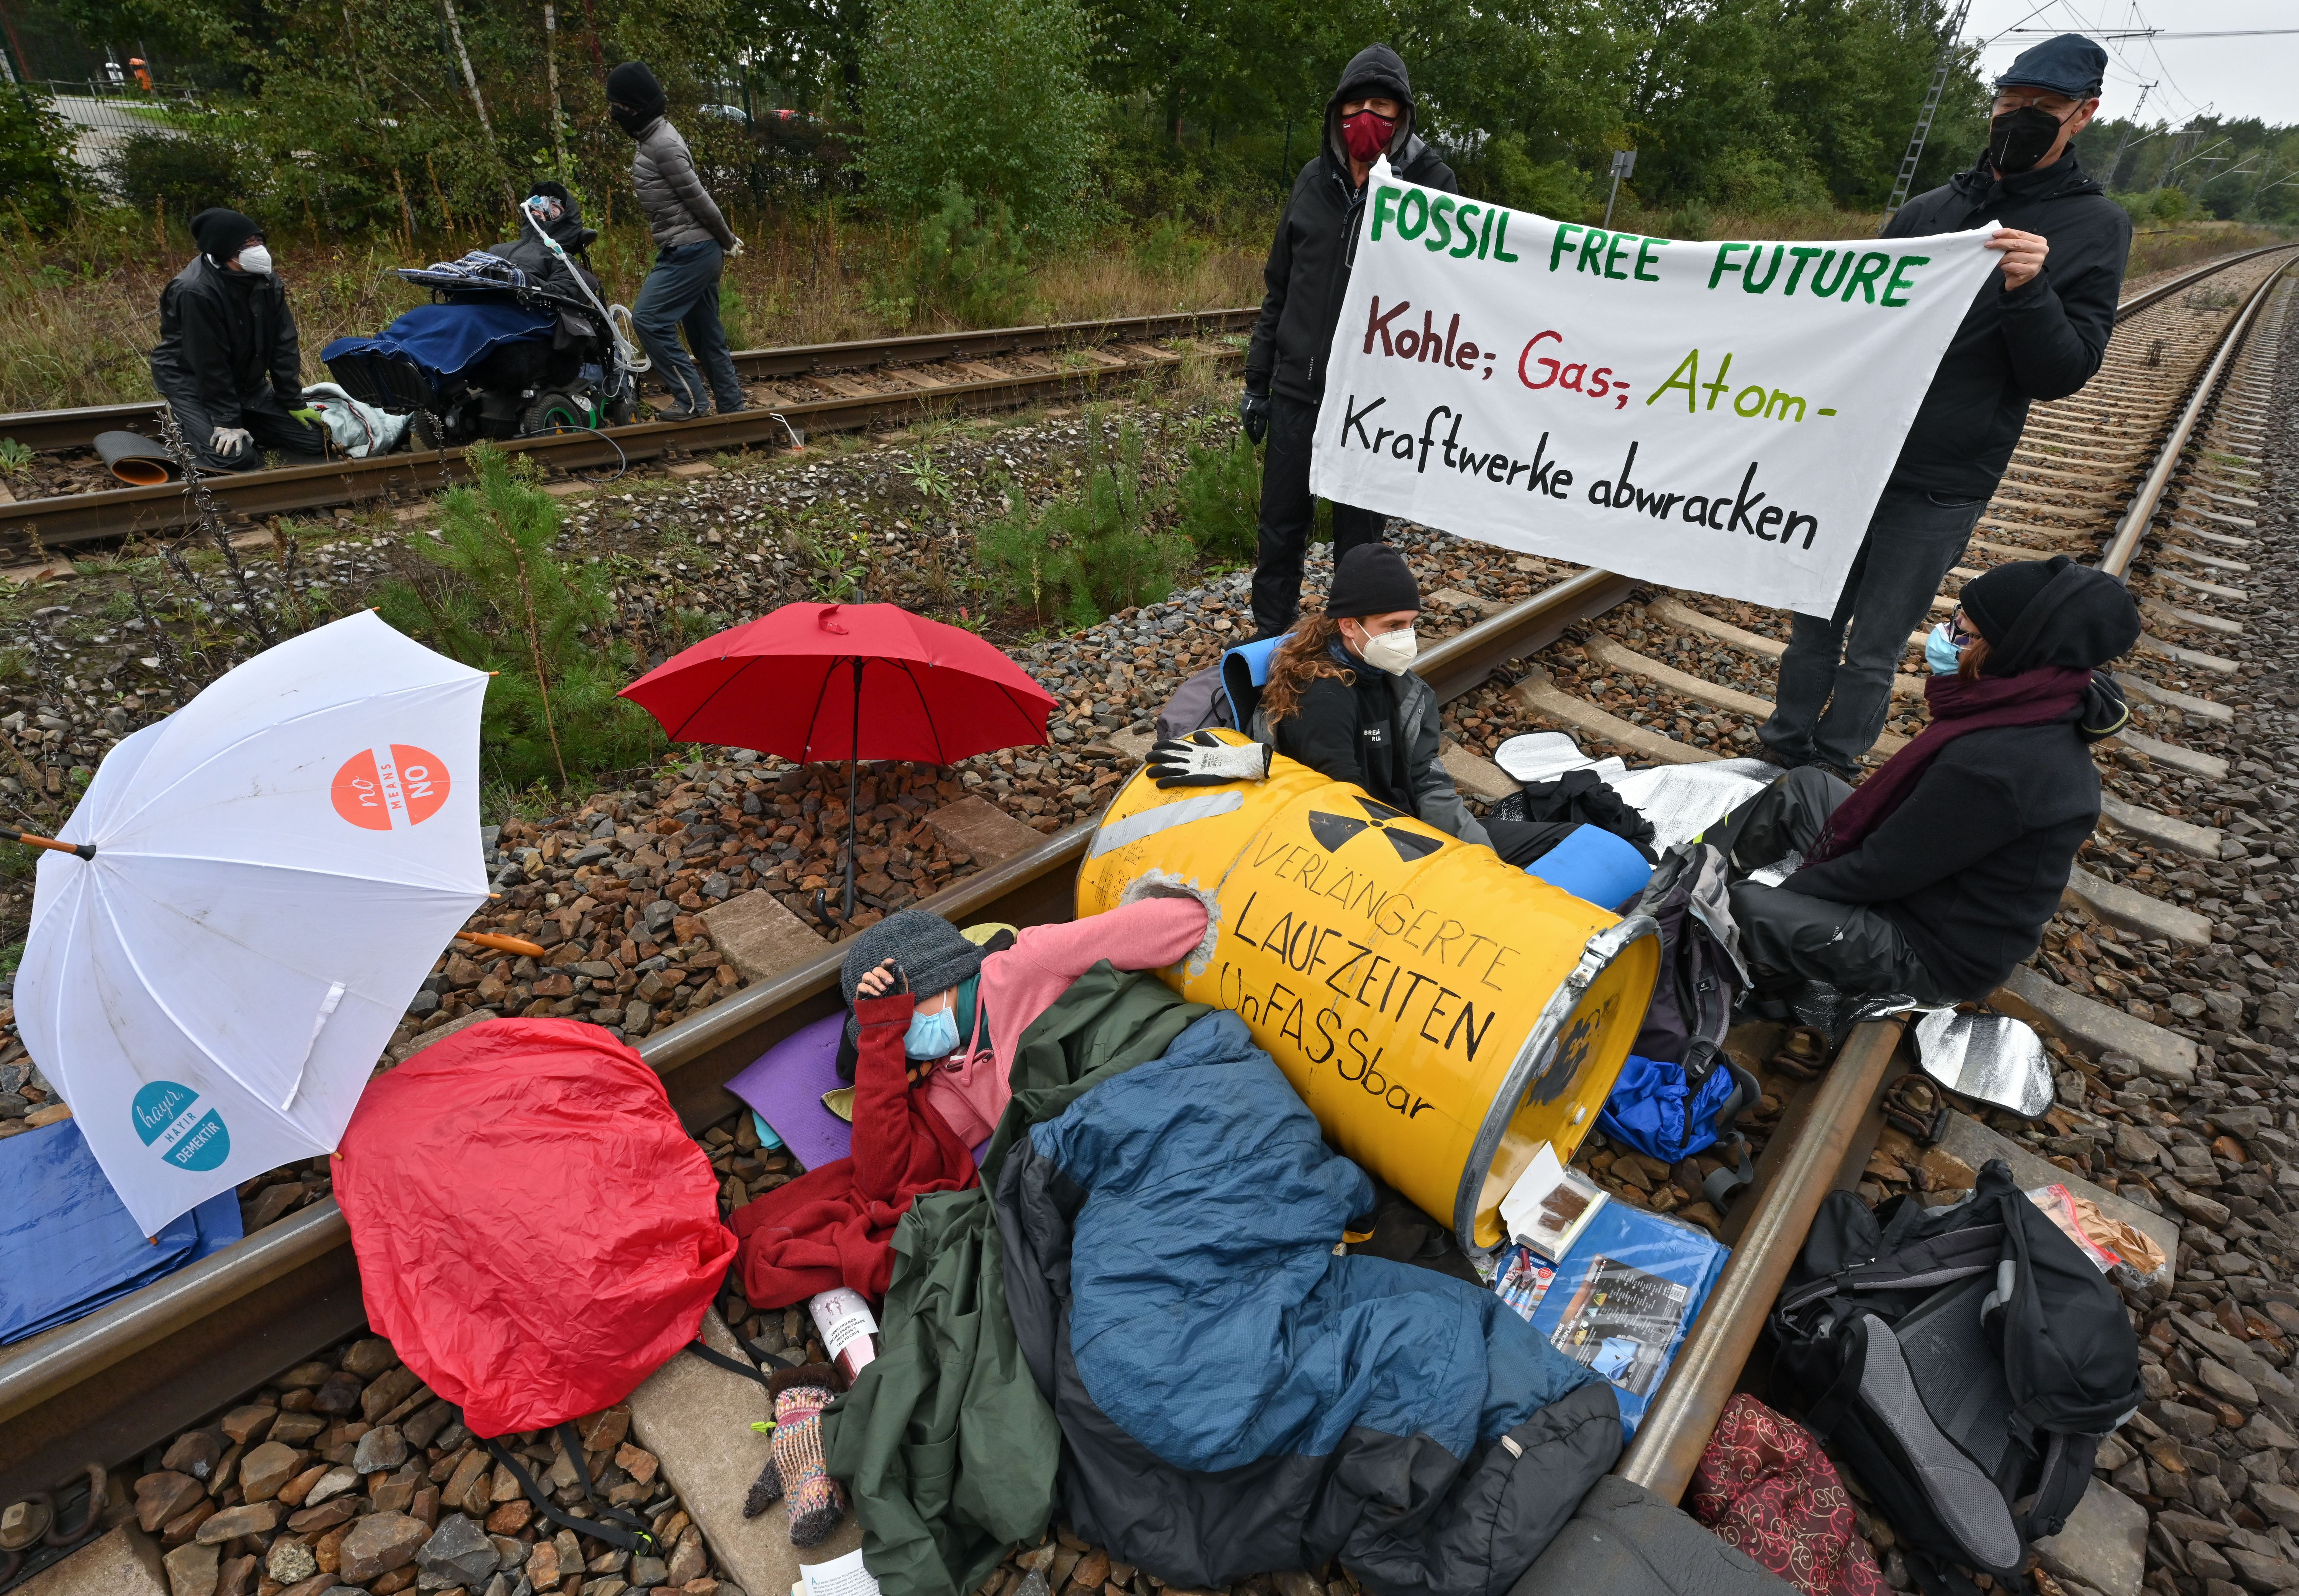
{"left": 2, "top": 245, "right": 2296, "bottom": 1596}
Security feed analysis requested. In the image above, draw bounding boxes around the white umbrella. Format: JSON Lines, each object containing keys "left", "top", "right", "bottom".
{"left": 16, "top": 611, "right": 492, "bottom": 1234}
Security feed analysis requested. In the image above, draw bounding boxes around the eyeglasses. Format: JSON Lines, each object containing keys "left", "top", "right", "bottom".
{"left": 1948, "top": 610, "right": 1976, "bottom": 649}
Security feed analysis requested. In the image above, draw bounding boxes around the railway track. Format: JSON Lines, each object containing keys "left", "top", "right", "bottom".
{"left": 0, "top": 308, "right": 1256, "bottom": 561}
{"left": 0, "top": 244, "right": 2291, "bottom": 1578}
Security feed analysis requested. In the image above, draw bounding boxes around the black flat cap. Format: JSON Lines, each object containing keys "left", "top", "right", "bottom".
{"left": 1997, "top": 33, "right": 2107, "bottom": 98}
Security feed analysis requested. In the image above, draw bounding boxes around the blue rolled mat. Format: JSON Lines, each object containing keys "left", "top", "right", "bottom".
{"left": 0, "top": 1118, "right": 244, "bottom": 1344}
{"left": 1524, "top": 822, "right": 1655, "bottom": 909}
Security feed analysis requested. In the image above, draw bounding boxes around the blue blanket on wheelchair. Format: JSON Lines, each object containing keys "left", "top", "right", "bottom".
{"left": 321, "top": 299, "right": 555, "bottom": 384}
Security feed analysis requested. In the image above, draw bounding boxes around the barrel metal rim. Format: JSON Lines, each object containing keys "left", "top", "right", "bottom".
{"left": 1450, "top": 912, "right": 1659, "bottom": 1253}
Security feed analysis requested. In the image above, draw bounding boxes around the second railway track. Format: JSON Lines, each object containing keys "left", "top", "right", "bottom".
{"left": 0, "top": 243, "right": 2293, "bottom": 1578}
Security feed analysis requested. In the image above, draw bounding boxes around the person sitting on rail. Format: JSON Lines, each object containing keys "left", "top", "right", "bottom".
{"left": 1714, "top": 556, "right": 2138, "bottom": 1005}
{"left": 1758, "top": 33, "right": 2131, "bottom": 782}
{"left": 1145, "top": 543, "right": 1577, "bottom": 868}
{"left": 149, "top": 209, "right": 327, "bottom": 475}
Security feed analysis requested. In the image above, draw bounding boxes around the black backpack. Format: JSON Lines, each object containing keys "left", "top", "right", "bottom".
{"left": 1769, "top": 1160, "right": 2143, "bottom": 1596}
{"left": 1626, "top": 843, "right": 1748, "bottom": 1086}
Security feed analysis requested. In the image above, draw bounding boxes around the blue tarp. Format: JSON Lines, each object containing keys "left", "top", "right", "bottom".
{"left": 0, "top": 1118, "right": 243, "bottom": 1344}
{"left": 320, "top": 299, "right": 555, "bottom": 384}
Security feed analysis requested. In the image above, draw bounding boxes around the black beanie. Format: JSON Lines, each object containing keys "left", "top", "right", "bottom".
{"left": 1959, "top": 554, "right": 2140, "bottom": 676}
{"left": 190, "top": 208, "right": 262, "bottom": 265}
{"left": 1324, "top": 543, "right": 1420, "bottom": 620}
{"left": 605, "top": 61, "right": 667, "bottom": 118}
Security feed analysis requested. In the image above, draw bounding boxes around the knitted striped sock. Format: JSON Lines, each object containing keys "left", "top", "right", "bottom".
{"left": 772, "top": 1381, "right": 847, "bottom": 1547}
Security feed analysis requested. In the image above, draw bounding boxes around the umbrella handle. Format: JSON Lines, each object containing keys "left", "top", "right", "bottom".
{"left": 1, "top": 825, "right": 94, "bottom": 860}
{"left": 458, "top": 932, "right": 549, "bottom": 959}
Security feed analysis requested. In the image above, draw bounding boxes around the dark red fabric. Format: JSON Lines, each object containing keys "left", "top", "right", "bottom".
{"left": 1341, "top": 110, "right": 1395, "bottom": 161}
{"left": 336, "top": 1018, "right": 735, "bottom": 1439}
{"left": 620, "top": 600, "right": 1056, "bottom": 765}
{"left": 1803, "top": 666, "right": 2091, "bottom": 866}
{"left": 1690, "top": 1393, "right": 1889, "bottom": 1596}
{"left": 731, "top": 991, "right": 979, "bottom": 1308}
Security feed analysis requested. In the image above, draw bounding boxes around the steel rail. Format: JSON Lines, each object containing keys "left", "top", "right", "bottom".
{"left": 2097, "top": 259, "right": 2291, "bottom": 578}
{"left": 0, "top": 308, "right": 1258, "bottom": 456}
{"left": 1, "top": 241, "right": 2288, "bottom": 1510}
{"left": 2, "top": 343, "right": 1247, "bottom": 556}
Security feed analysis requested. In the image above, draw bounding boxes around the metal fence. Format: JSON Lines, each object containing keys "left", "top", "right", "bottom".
{"left": 22, "top": 79, "right": 207, "bottom": 177}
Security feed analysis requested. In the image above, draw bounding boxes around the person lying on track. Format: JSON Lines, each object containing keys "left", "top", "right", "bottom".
{"left": 1146, "top": 543, "right": 1582, "bottom": 868}
{"left": 150, "top": 208, "right": 327, "bottom": 474}
{"left": 1712, "top": 555, "right": 2138, "bottom": 1005}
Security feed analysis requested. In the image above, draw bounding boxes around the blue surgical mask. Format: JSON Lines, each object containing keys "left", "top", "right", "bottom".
{"left": 1924, "top": 622, "right": 1963, "bottom": 676}
{"left": 904, "top": 1004, "right": 959, "bottom": 1060}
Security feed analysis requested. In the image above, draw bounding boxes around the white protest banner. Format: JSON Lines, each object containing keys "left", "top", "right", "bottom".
{"left": 1309, "top": 161, "right": 2001, "bottom": 615}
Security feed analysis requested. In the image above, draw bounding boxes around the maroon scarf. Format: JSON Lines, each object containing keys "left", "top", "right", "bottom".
{"left": 1803, "top": 666, "right": 2093, "bottom": 866}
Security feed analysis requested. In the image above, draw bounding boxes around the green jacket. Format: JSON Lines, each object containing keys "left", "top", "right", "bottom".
{"left": 822, "top": 962, "right": 1209, "bottom": 1596}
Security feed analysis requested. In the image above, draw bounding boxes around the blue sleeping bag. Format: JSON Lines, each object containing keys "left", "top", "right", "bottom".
{"left": 321, "top": 298, "right": 556, "bottom": 385}
{"left": 996, "top": 1011, "right": 1622, "bottom": 1596}
{"left": 0, "top": 1118, "right": 242, "bottom": 1343}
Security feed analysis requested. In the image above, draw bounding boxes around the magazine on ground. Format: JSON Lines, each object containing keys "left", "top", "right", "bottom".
{"left": 1499, "top": 1142, "right": 1609, "bottom": 1261}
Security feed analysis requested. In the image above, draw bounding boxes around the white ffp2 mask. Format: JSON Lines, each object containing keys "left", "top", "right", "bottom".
{"left": 236, "top": 244, "right": 274, "bottom": 276}
{"left": 1358, "top": 627, "right": 1419, "bottom": 676}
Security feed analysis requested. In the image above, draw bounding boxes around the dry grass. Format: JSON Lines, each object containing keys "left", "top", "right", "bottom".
{"left": 0, "top": 209, "right": 1265, "bottom": 414}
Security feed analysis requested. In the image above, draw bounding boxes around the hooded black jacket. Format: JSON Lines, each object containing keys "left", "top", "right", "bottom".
{"left": 1784, "top": 559, "right": 2139, "bottom": 999}
{"left": 1883, "top": 151, "right": 2131, "bottom": 501}
{"left": 149, "top": 255, "right": 304, "bottom": 426}
{"left": 1246, "top": 45, "right": 1458, "bottom": 405}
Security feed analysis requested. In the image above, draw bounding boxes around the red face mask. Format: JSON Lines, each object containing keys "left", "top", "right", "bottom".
{"left": 1341, "top": 109, "right": 1395, "bottom": 162}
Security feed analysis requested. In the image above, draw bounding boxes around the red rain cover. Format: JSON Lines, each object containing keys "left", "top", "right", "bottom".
{"left": 337, "top": 1018, "right": 735, "bottom": 1438}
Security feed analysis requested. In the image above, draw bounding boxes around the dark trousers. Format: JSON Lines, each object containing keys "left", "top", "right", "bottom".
{"left": 1710, "top": 768, "right": 1946, "bottom": 1003}
{"left": 1760, "top": 484, "right": 1987, "bottom": 774}
{"left": 1486, "top": 817, "right": 1579, "bottom": 868}
{"left": 633, "top": 241, "right": 744, "bottom": 414}
{"left": 162, "top": 392, "right": 325, "bottom": 474}
{"left": 1251, "top": 390, "right": 1387, "bottom": 638}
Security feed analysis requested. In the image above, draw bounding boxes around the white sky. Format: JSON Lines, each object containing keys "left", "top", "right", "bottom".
{"left": 1964, "top": 0, "right": 2296, "bottom": 128}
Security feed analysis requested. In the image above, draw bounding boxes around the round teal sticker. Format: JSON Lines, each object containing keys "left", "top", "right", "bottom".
{"left": 130, "top": 1080, "right": 231, "bottom": 1173}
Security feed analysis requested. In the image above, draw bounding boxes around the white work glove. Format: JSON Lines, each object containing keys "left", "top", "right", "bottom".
{"left": 1146, "top": 732, "right": 1272, "bottom": 789}
{"left": 726, "top": 236, "right": 745, "bottom": 258}
{"left": 210, "top": 425, "right": 253, "bottom": 457}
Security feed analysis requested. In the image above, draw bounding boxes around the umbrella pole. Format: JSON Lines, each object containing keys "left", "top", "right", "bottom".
{"left": 844, "top": 656, "right": 861, "bottom": 923}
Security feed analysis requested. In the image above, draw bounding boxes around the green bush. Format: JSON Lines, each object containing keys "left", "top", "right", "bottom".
{"left": 377, "top": 444, "right": 662, "bottom": 791}
{"left": 2112, "top": 188, "right": 2196, "bottom": 226}
{"left": 873, "top": 182, "right": 1037, "bottom": 328}
{"left": 861, "top": 0, "right": 1103, "bottom": 239}
{"left": 980, "top": 411, "right": 1193, "bottom": 625}
{"left": 1458, "top": 132, "right": 1591, "bottom": 221}
{"left": 106, "top": 128, "right": 254, "bottom": 217}
{"left": 1170, "top": 428, "right": 1259, "bottom": 564}
{"left": 0, "top": 89, "right": 82, "bottom": 234}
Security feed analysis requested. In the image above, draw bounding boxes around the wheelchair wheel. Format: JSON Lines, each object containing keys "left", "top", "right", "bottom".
{"left": 602, "top": 389, "right": 636, "bottom": 428}
{"left": 410, "top": 411, "right": 445, "bottom": 453}
{"left": 519, "top": 390, "right": 592, "bottom": 436}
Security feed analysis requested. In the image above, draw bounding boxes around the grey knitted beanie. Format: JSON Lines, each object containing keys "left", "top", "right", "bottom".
{"left": 838, "top": 910, "right": 986, "bottom": 1042}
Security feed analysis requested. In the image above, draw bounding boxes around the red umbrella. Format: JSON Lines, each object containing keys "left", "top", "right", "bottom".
{"left": 621, "top": 602, "right": 1056, "bottom": 920}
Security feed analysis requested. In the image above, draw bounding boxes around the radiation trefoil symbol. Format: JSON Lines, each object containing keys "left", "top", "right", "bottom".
{"left": 1305, "top": 796, "right": 1446, "bottom": 863}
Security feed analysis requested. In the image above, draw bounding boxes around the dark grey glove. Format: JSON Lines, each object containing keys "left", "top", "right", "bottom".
{"left": 1239, "top": 389, "right": 1270, "bottom": 446}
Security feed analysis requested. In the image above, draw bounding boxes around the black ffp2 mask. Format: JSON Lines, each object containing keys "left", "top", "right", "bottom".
{"left": 1988, "top": 104, "right": 2068, "bottom": 175}
{"left": 610, "top": 102, "right": 653, "bottom": 137}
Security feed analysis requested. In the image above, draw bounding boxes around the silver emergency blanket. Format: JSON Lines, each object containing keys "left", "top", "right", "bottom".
{"left": 1490, "top": 733, "right": 1779, "bottom": 855}
{"left": 1914, "top": 1007, "right": 2053, "bottom": 1119}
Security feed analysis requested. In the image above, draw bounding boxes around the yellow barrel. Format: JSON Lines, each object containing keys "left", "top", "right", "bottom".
{"left": 1077, "top": 733, "right": 1659, "bottom": 1251}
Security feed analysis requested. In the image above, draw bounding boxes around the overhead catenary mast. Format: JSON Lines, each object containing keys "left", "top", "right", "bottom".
{"left": 1881, "top": 0, "right": 1974, "bottom": 232}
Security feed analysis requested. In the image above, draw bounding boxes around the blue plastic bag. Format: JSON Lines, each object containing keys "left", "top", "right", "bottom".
{"left": 1597, "top": 1052, "right": 1740, "bottom": 1165}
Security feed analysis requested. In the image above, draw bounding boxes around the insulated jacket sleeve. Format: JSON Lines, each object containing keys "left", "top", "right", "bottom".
{"left": 1246, "top": 188, "right": 1297, "bottom": 396}
{"left": 660, "top": 136, "right": 736, "bottom": 248}
{"left": 174, "top": 287, "right": 247, "bottom": 426}
{"left": 1275, "top": 677, "right": 1368, "bottom": 789}
{"left": 269, "top": 289, "right": 304, "bottom": 409}
{"left": 1995, "top": 213, "right": 2129, "bottom": 402}
{"left": 1783, "top": 761, "right": 2024, "bottom": 905}
{"left": 1407, "top": 682, "right": 1489, "bottom": 848}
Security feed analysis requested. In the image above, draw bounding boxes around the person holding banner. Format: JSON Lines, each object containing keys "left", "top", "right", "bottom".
{"left": 1758, "top": 34, "right": 2130, "bottom": 779}
{"left": 1720, "top": 557, "right": 2136, "bottom": 1004}
{"left": 1242, "top": 46, "right": 1458, "bottom": 641}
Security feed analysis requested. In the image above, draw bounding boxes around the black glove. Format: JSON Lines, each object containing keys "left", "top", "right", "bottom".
{"left": 1146, "top": 732, "right": 1272, "bottom": 789}
{"left": 1239, "top": 389, "right": 1270, "bottom": 446}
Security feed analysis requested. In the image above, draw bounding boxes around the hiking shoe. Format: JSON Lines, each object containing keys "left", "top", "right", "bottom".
{"left": 653, "top": 403, "right": 701, "bottom": 422}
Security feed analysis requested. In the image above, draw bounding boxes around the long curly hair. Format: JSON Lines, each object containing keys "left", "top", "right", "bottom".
{"left": 1259, "top": 614, "right": 1355, "bottom": 724}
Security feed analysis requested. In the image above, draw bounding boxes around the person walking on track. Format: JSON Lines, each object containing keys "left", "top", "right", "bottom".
{"left": 1758, "top": 33, "right": 2131, "bottom": 779}
{"left": 1242, "top": 44, "right": 1457, "bottom": 641}
{"left": 149, "top": 208, "right": 326, "bottom": 474}
{"left": 605, "top": 60, "right": 749, "bottom": 422}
